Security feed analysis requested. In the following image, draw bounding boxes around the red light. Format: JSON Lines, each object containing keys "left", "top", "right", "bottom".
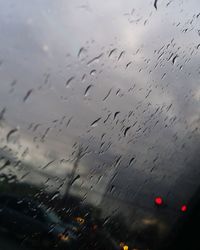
{"left": 154, "top": 197, "right": 163, "bottom": 206}
{"left": 181, "top": 205, "right": 187, "bottom": 212}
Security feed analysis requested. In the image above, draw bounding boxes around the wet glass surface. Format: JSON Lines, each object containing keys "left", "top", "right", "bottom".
{"left": 0, "top": 0, "right": 200, "bottom": 249}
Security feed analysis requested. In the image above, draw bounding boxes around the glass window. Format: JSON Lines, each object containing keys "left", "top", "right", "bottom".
{"left": 0, "top": 0, "right": 200, "bottom": 249}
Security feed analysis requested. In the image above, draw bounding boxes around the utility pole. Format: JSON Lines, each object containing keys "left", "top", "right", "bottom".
{"left": 63, "top": 146, "right": 82, "bottom": 200}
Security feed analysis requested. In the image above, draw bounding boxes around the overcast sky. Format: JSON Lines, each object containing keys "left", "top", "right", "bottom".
{"left": 0, "top": 0, "right": 200, "bottom": 229}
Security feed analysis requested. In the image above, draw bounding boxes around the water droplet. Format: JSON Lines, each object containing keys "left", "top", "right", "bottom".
{"left": 166, "top": 103, "right": 172, "bottom": 111}
{"left": 100, "top": 141, "right": 105, "bottom": 149}
{"left": 44, "top": 73, "right": 50, "bottom": 84}
{"left": 6, "top": 174, "right": 17, "bottom": 184}
{"left": 84, "top": 84, "right": 93, "bottom": 96}
{"left": 77, "top": 47, "right": 86, "bottom": 58}
{"left": 70, "top": 174, "right": 80, "bottom": 186}
{"left": 124, "top": 126, "right": 131, "bottom": 136}
{"left": 166, "top": 0, "right": 172, "bottom": 7}
{"left": 81, "top": 74, "right": 87, "bottom": 82}
{"left": 11, "top": 80, "right": 17, "bottom": 87}
{"left": 129, "top": 157, "right": 135, "bottom": 166}
{"left": 66, "top": 76, "right": 75, "bottom": 87}
{"left": 114, "top": 111, "right": 120, "bottom": 120}
{"left": 90, "top": 69, "right": 96, "bottom": 76}
{"left": 118, "top": 51, "right": 125, "bottom": 61}
{"left": 0, "top": 159, "right": 11, "bottom": 171}
{"left": 6, "top": 128, "right": 18, "bottom": 142}
{"left": 0, "top": 107, "right": 6, "bottom": 120}
{"left": 87, "top": 53, "right": 103, "bottom": 65}
{"left": 66, "top": 117, "right": 73, "bottom": 127}
{"left": 21, "top": 147, "right": 29, "bottom": 158}
{"left": 33, "top": 123, "right": 40, "bottom": 132}
{"left": 20, "top": 172, "right": 30, "bottom": 181}
{"left": 145, "top": 89, "right": 152, "bottom": 98}
{"left": 41, "top": 127, "right": 50, "bottom": 141}
{"left": 108, "top": 48, "right": 117, "bottom": 58}
{"left": 104, "top": 113, "right": 111, "bottom": 123}
{"left": 51, "top": 192, "right": 60, "bottom": 200}
{"left": 102, "top": 88, "right": 112, "bottom": 101}
{"left": 101, "top": 133, "right": 106, "bottom": 140}
{"left": 154, "top": 0, "right": 158, "bottom": 10}
{"left": 172, "top": 55, "right": 178, "bottom": 64}
{"left": 23, "top": 89, "right": 33, "bottom": 102}
{"left": 161, "top": 73, "right": 166, "bottom": 79}
{"left": 114, "top": 156, "right": 121, "bottom": 167}
{"left": 110, "top": 185, "right": 115, "bottom": 193}
{"left": 125, "top": 61, "right": 132, "bottom": 68}
{"left": 153, "top": 156, "right": 158, "bottom": 163}
{"left": 158, "top": 51, "right": 164, "bottom": 60}
{"left": 60, "top": 116, "right": 66, "bottom": 125}
{"left": 167, "top": 53, "right": 173, "bottom": 62}
{"left": 42, "top": 160, "right": 55, "bottom": 169}
{"left": 91, "top": 117, "right": 101, "bottom": 127}
{"left": 116, "top": 89, "right": 121, "bottom": 95}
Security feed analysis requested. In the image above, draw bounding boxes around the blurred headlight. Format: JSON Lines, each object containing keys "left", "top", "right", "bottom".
{"left": 58, "top": 233, "right": 70, "bottom": 242}
{"left": 75, "top": 217, "right": 85, "bottom": 225}
{"left": 123, "top": 246, "right": 129, "bottom": 250}
{"left": 120, "top": 242, "right": 129, "bottom": 250}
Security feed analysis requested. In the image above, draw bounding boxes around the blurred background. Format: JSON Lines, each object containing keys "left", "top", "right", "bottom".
{"left": 0, "top": 0, "right": 200, "bottom": 249}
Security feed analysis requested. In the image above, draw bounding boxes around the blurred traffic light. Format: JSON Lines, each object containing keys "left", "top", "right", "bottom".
{"left": 154, "top": 196, "right": 163, "bottom": 206}
{"left": 181, "top": 205, "right": 187, "bottom": 212}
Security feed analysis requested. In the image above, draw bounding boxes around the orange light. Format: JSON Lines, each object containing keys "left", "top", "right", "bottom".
{"left": 75, "top": 217, "right": 85, "bottom": 225}
{"left": 58, "top": 233, "right": 69, "bottom": 241}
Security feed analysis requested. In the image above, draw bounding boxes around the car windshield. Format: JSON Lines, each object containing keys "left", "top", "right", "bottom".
{"left": 0, "top": 1, "right": 200, "bottom": 250}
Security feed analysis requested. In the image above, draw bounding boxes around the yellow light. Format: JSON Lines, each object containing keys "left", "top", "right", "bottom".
{"left": 75, "top": 217, "right": 85, "bottom": 225}
{"left": 119, "top": 242, "right": 129, "bottom": 250}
